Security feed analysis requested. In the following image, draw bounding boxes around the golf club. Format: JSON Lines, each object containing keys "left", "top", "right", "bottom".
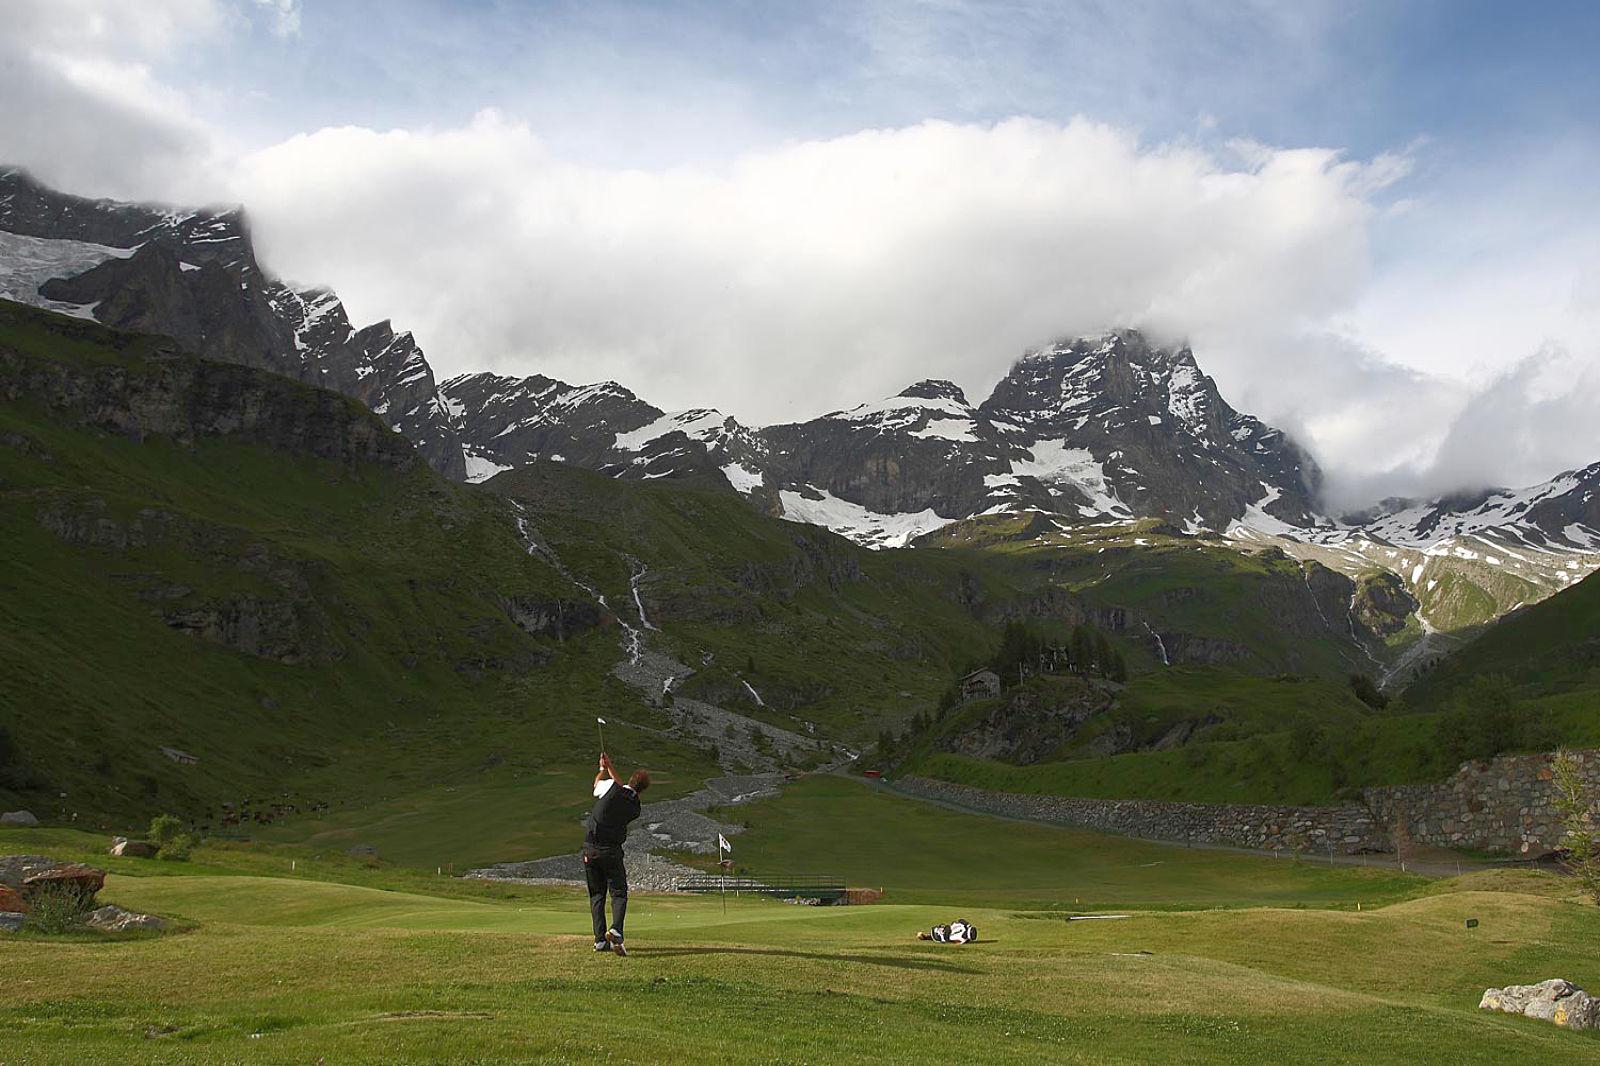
{"left": 593, "top": 717, "right": 610, "bottom": 797}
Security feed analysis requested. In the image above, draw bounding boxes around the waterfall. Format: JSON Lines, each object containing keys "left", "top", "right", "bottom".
{"left": 512, "top": 504, "right": 645, "bottom": 666}
{"left": 1142, "top": 622, "right": 1170, "bottom": 666}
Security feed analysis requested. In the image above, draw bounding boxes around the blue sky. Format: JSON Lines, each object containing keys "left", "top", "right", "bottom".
{"left": 4, "top": 0, "right": 1599, "bottom": 502}
{"left": 191, "top": 1, "right": 1599, "bottom": 164}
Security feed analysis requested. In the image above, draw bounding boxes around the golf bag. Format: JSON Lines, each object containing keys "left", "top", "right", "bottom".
{"left": 930, "top": 918, "right": 978, "bottom": 944}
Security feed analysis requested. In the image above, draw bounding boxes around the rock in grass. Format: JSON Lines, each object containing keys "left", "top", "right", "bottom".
{"left": 1480, "top": 979, "right": 1600, "bottom": 1030}
{"left": 0, "top": 855, "right": 58, "bottom": 889}
{"left": 0, "top": 912, "right": 25, "bottom": 932}
{"left": 81, "top": 905, "right": 165, "bottom": 933}
{"left": 109, "top": 838, "right": 159, "bottom": 858}
{"left": 0, "top": 810, "right": 39, "bottom": 828}
{"left": 21, "top": 863, "right": 106, "bottom": 903}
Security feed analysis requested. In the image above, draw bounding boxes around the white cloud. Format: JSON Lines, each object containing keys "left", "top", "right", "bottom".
{"left": 0, "top": 1, "right": 226, "bottom": 200}
{"left": 232, "top": 112, "right": 1391, "bottom": 424}
{"left": 3, "top": 1, "right": 1598, "bottom": 509}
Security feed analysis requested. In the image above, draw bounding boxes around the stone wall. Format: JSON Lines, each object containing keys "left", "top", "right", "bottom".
{"left": 898, "top": 748, "right": 1600, "bottom": 857}
{"left": 1366, "top": 749, "right": 1600, "bottom": 856}
{"left": 893, "top": 776, "right": 1388, "bottom": 853}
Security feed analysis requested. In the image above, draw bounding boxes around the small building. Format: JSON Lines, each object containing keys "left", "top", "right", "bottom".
{"left": 959, "top": 668, "right": 1001, "bottom": 702}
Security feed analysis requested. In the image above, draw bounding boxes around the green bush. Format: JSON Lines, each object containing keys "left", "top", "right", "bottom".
{"left": 148, "top": 813, "right": 185, "bottom": 846}
{"left": 1349, "top": 673, "right": 1388, "bottom": 711}
{"left": 157, "top": 837, "right": 195, "bottom": 862}
{"left": 21, "top": 884, "right": 91, "bottom": 934}
{"left": 149, "top": 813, "right": 197, "bottom": 862}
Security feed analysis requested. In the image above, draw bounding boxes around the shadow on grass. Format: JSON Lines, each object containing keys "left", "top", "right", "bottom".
{"left": 633, "top": 945, "right": 980, "bottom": 973}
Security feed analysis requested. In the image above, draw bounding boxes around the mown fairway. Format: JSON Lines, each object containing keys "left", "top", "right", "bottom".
{"left": 5, "top": 787, "right": 1600, "bottom": 1065}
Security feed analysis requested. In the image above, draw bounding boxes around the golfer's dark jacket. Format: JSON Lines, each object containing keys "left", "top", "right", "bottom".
{"left": 584, "top": 782, "right": 641, "bottom": 849}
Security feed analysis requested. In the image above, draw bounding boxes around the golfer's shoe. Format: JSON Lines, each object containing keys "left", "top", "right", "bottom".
{"left": 605, "top": 929, "right": 627, "bottom": 956}
{"left": 593, "top": 940, "right": 611, "bottom": 953}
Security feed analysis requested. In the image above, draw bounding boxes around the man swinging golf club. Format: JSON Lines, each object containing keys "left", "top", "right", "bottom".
{"left": 584, "top": 728, "right": 649, "bottom": 957}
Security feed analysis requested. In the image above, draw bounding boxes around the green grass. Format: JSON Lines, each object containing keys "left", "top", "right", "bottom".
{"left": 0, "top": 301, "right": 1001, "bottom": 825}
{"left": 3, "top": 825, "right": 1598, "bottom": 1064}
{"left": 252, "top": 755, "right": 715, "bottom": 870}
{"left": 696, "top": 776, "right": 1422, "bottom": 908}
{"left": 1404, "top": 570, "right": 1600, "bottom": 713}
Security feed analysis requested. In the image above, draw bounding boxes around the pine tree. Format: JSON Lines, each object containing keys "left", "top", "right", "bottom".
{"left": 1070, "top": 626, "right": 1093, "bottom": 676}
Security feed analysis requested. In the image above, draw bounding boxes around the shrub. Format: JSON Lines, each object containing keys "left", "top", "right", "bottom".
{"left": 21, "top": 884, "right": 91, "bottom": 934}
{"left": 157, "top": 836, "right": 195, "bottom": 862}
{"left": 1553, "top": 750, "right": 1600, "bottom": 905}
{"left": 148, "top": 814, "right": 185, "bottom": 847}
{"left": 149, "top": 813, "right": 197, "bottom": 862}
{"left": 1349, "top": 673, "right": 1388, "bottom": 710}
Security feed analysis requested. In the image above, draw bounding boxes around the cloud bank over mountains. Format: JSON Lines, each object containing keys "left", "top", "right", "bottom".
{"left": 3, "top": 0, "right": 1598, "bottom": 510}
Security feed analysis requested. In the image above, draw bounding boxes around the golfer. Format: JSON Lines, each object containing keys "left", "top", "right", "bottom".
{"left": 583, "top": 752, "right": 649, "bottom": 956}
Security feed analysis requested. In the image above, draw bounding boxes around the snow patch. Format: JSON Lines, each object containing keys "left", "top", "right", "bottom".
{"left": 721, "top": 462, "right": 764, "bottom": 493}
{"left": 615, "top": 409, "right": 728, "bottom": 451}
{"left": 1011, "top": 440, "right": 1129, "bottom": 518}
{"left": 778, "top": 488, "right": 952, "bottom": 549}
{"left": 0, "top": 230, "right": 137, "bottom": 315}
{"left": 464, "top": 452, "right": 512, "bottom": 483}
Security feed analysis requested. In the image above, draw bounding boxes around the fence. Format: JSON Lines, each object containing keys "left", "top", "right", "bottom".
{"left": 676, "top": 874, "right": 847, "bottom": 903}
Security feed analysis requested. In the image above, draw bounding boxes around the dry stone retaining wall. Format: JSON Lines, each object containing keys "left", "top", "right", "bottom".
{"left": 900, "top": 747, "right": 1600, "bottom": 857}
{"left": 1367, "top": 749, "right": 1600, "bottom": 856}
{"left": 893, "top": 776, "right": 1386, "bottom": 853}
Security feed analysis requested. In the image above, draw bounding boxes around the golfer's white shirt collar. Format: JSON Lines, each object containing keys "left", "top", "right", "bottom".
{"left": 593, "top": 779, "right": 637, "bottom": 798}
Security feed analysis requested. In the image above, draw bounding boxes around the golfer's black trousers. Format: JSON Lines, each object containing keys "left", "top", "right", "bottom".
{"left": 583, "top": 844, "right": 627, "bottom": 940}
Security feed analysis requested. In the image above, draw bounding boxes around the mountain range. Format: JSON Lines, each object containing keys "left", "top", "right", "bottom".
{"left": 3, "top": 167, "right": 1596, "bottom": 649}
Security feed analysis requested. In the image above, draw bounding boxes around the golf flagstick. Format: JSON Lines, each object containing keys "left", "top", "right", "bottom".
{"left": 718, "top": 833, "right": 731, "bottom": 915}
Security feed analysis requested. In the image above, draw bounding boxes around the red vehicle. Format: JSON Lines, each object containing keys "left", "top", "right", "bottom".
{"left": 862, "top": 769, "right": 883, "bottom": 779}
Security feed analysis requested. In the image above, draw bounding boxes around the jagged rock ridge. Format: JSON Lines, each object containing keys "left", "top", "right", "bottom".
{"left": 0, "top": 167, "right": 464, "bottom": 479}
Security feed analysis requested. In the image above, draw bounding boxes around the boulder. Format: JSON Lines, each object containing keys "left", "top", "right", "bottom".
{"left": 81, "top": 905, "right": 165, "bottom": 933}
{"left": 109, "top": 838, "right": 159, "bottom": 859}
{"left": 21, "top": 863, "right": 106, "bottom": 904}
{"left": 0, "top": 885, "right": 25, "bottom": 913}
{"left": 1481, "top": 979, "right": 1600, "bottom": 1030}
{"left": 0, "top": 810, "right": 39, "bottom": 828}
{"left": 0, "top": 854, "right": 57, "bottom": 889}
{"left": 0, "top": 912, "right": 24, "bottom": 933}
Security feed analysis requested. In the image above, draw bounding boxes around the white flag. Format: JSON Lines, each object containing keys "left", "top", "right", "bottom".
{"left": 718, "top": 833, "right": 731, "bottom": 854}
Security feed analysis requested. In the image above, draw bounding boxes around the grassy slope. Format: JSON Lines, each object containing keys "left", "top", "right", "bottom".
{"left": 0, "top": 303, "right": 715, "bottom": 830}
{"left": 930, "top": 516, "right": 1372, "bottom": 678}
{"left": 486, "top": 463, "right": 1009, "bottom": 742}
{"left": 3, "top": 825, "right": 1598, "bottom": 1064}
{"left": 0, "top": 302, "right": 1006, "bottom": 860}
{"left": 1403, "top": 570, "right": 1600, "bottom": 717}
